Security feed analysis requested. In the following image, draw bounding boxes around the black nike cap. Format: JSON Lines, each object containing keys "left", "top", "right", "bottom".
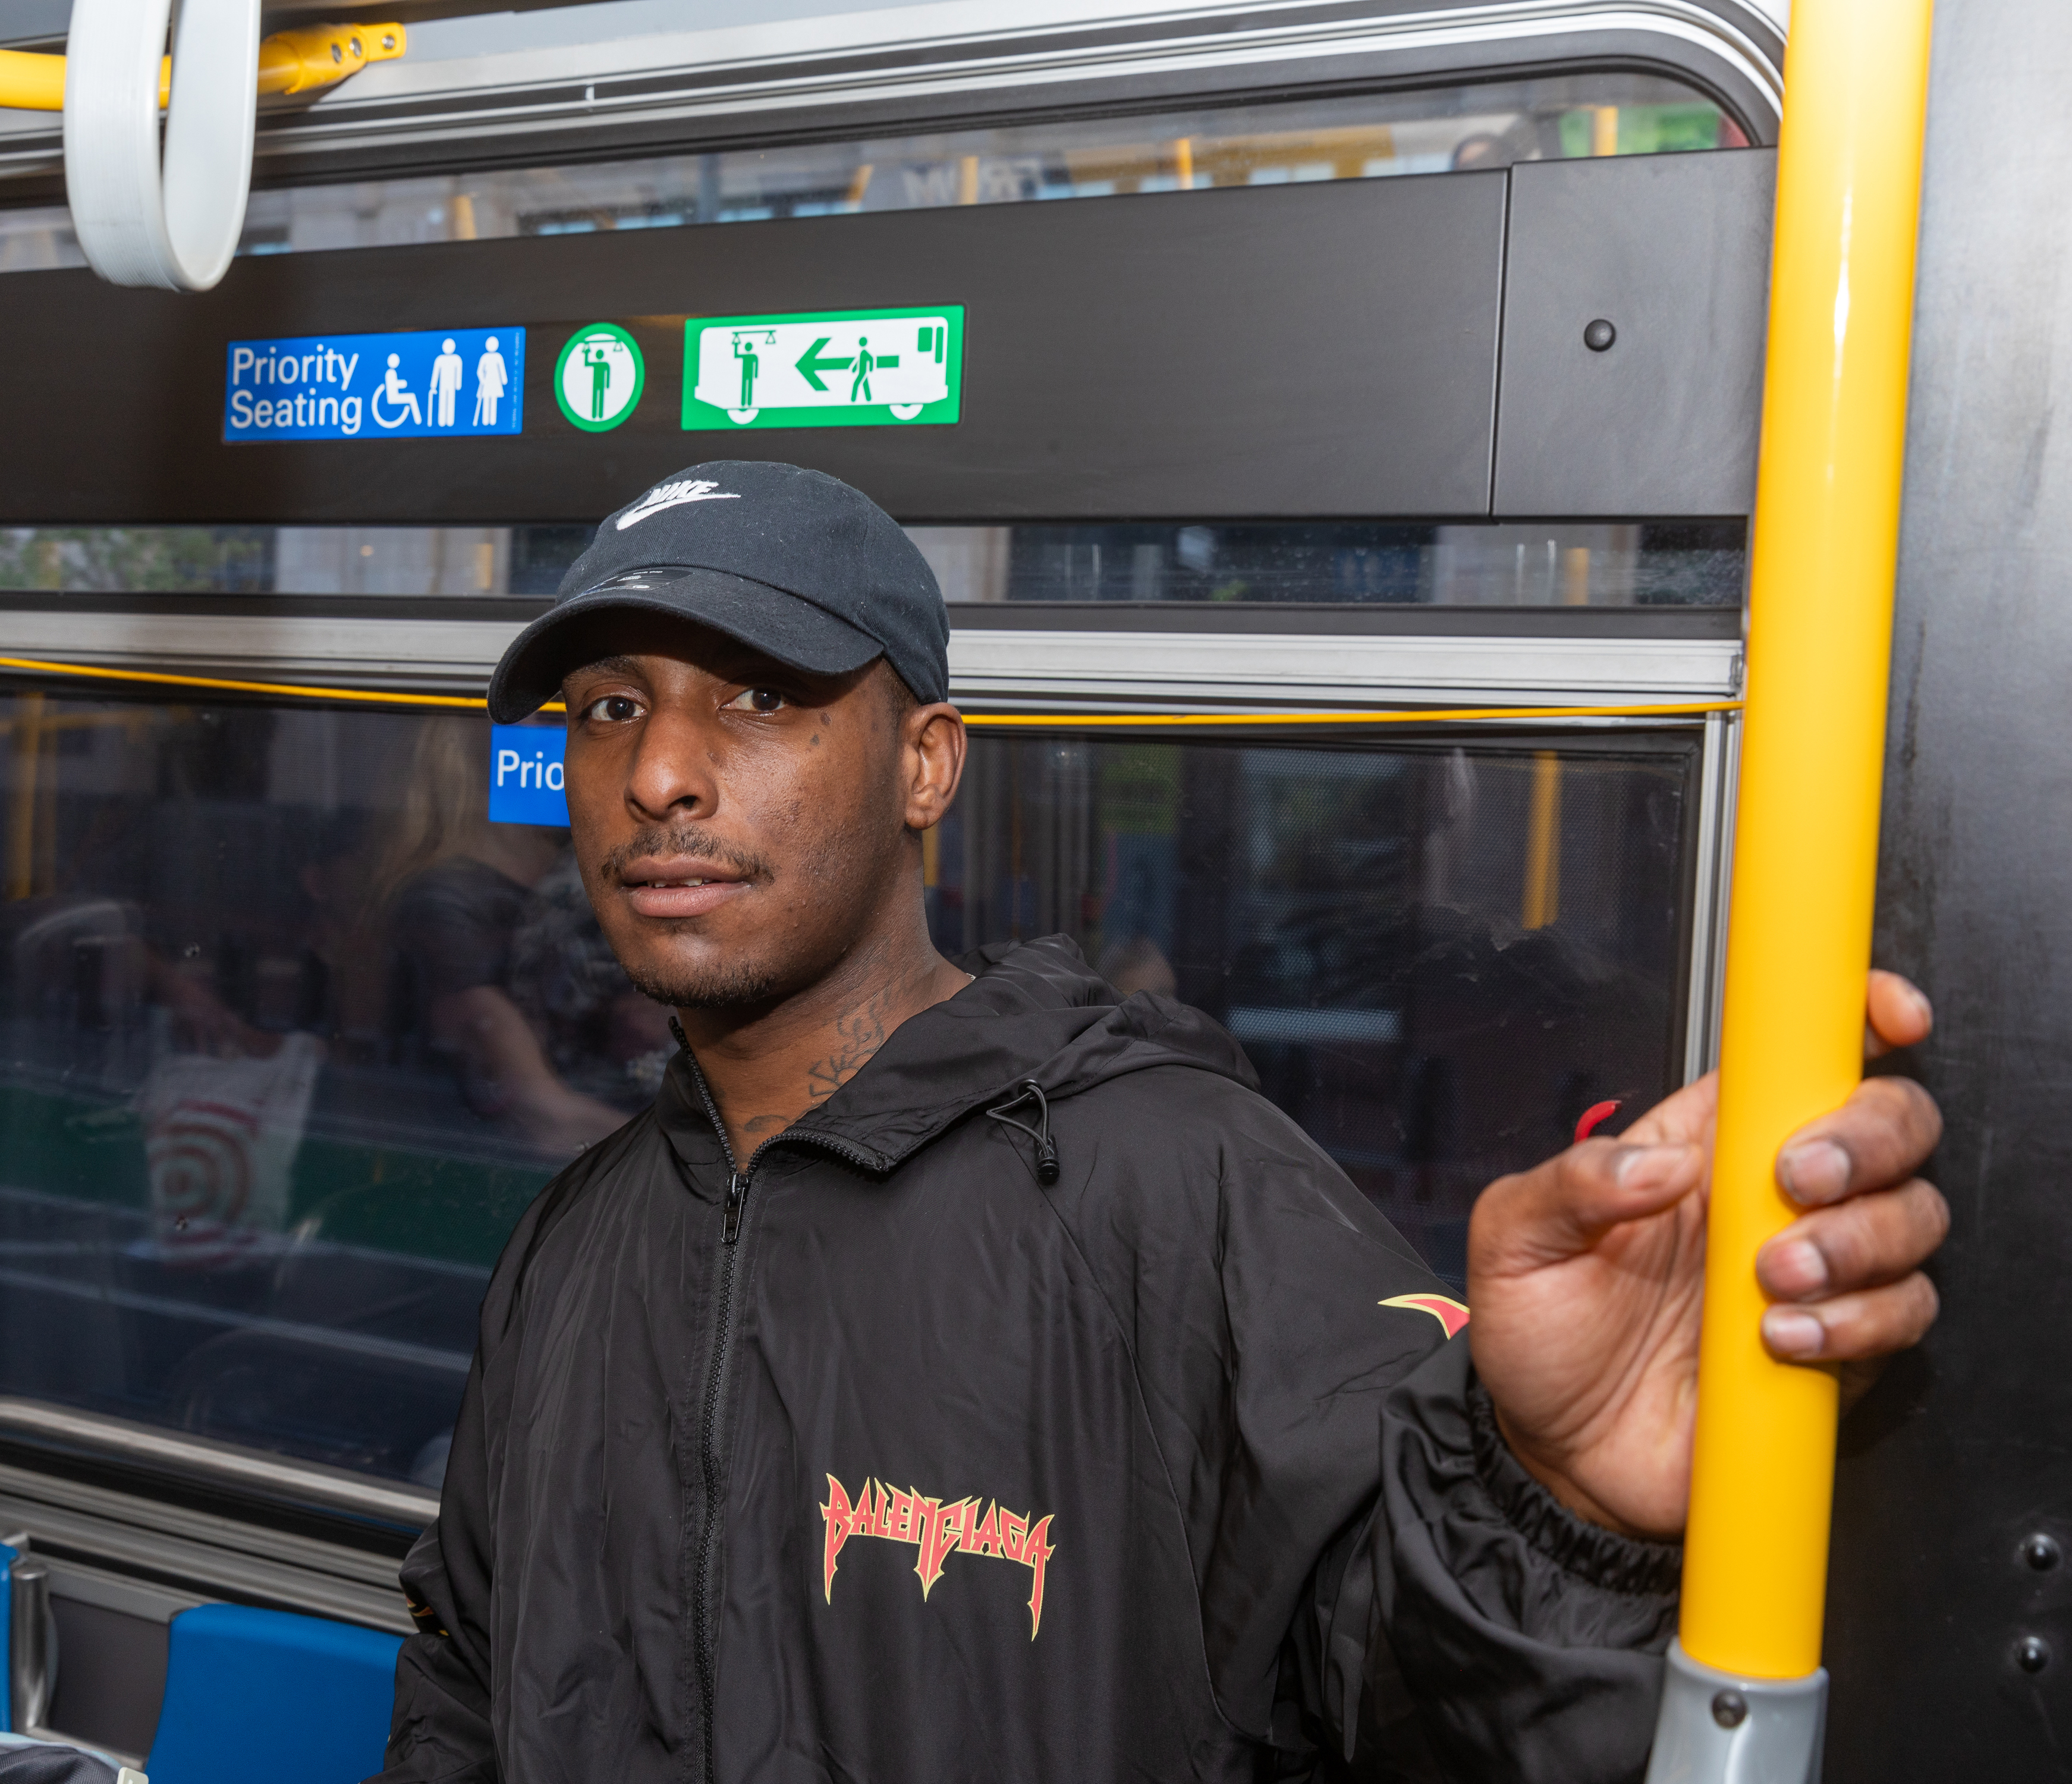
{"left": 488, "top": 461, "right": 949, "bottom": 723}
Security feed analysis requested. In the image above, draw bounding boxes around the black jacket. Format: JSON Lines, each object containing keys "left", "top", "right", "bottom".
{"left": 374, "top": 938, "right": 1678, "bottom": 1784}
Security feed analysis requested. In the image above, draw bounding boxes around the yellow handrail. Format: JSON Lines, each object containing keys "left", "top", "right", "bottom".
{"left": 0, "top": 49, "right": 63, "bottom": 111}
{"left": 0, "top": 21, "right": 403, "bottom": 113}
{"left": 0, "top": 656, "right": 1742, "bottom": 726}
{"left": 258, "top": 22, "right": 405, "bottom": 96}
{"left": 1678, "top": 0, "right": 1935, "bottom": 1680}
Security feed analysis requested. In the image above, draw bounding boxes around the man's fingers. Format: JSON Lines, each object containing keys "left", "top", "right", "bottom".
{"left": 1760, "top": 1272, "right": 1940, "bottom": 1362}
{"left": 1865, "top": 968, "right": 1932, "bottom": 1059}
{"left": 1477, "top": 1138, "right": 1705, "bottom": 1267}
{"left": 1756, "top": 1178, "right": 1950, "bottom": 1301}
{"left": 1775, "top": 1075, "right": 1943, "bottom": 1207}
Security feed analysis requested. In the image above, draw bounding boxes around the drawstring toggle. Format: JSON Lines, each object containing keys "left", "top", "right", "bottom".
{"left": 986, "top": 1079, "right": 1060, "bottom": 1185}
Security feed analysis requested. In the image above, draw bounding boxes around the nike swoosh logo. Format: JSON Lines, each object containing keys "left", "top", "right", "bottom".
{"left": 616, "top": 480, "right": 741, "bottom": 529}
{"left": 1379, "top": 1293, "right": 1470, "bottom": 1339}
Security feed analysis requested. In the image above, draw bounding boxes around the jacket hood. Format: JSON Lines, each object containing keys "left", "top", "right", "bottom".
{"left": 659, "top": 935, "right": 1257, "bottom": 1174}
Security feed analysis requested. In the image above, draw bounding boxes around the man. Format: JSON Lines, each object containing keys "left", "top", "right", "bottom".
{"left": 374, "top": 462, "right": 1947, "bottom": 1783}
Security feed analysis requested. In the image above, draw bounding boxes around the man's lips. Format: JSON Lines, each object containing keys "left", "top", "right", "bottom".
{"left": 615, "top": 859, "right": 754, "bottom": 920}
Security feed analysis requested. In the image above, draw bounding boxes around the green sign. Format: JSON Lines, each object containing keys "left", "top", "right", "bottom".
{"left": 683, "top": 306, "right": 963, "bottom": 431}
{"left": 556, "top": 322, "right": 645, "bottom": 431}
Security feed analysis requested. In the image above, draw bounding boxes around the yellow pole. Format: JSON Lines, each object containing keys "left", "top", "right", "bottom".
{"left": 1679, "top": 0, "right": 1935, "bottom": 1680}
{"left": 1521, "top": 753, "right": 1562, "bottom": 930}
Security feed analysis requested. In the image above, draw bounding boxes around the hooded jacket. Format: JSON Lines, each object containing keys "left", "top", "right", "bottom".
{"left": 373, "top": 938, "right": 1680, "bottom": 1784}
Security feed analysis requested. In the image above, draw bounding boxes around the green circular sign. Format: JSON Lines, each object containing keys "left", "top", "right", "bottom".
{"left": 555, "top": 323, "right": 645, "bottom": 432}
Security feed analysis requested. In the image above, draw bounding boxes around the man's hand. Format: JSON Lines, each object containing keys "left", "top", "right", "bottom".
{"left": 1467, "top": 970, "right": 1948, "bottom": 1540}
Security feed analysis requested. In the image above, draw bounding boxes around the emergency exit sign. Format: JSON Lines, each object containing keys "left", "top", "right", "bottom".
{"left": 683, "top": 307, "right": 964, "bottom": 431}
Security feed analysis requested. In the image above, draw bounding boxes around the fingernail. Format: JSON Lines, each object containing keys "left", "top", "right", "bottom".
{"left": 1761, "top": 1238, "right": 1828, "bottom": 1298}
{"left": 1778, "top": 1139, "right": 1851, "bottom": 1205}
{"left": 1762, "top": 1308, "right": 1825, "bottom": 1359}
{"left": 1906, "top": 983, "right": 1934, "bottom": 1029}
{"left": 1615, "top": 1145, "right": 1684, "bottom": 1191}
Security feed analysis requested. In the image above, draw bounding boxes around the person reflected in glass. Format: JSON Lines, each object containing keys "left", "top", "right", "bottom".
{"left": 374, "top": 718, "right": 634, "bottom": 1157}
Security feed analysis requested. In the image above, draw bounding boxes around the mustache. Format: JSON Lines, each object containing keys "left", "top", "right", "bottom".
{"left": 599, "top": 825, "right": 773, "bottom": 887}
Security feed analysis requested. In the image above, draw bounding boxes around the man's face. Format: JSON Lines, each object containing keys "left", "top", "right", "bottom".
{"left": 558, "top": 614, "right": 957, "bottom": 1012}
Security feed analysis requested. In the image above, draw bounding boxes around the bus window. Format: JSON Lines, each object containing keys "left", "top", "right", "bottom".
{"left": 0, "top": 71, "right": 1742, "bottom": 274}
{"left": 917, "top": 520, "right": 1746, "bottom": 606}
{"left": 936, "top": 731, "right": 1697, "bottom": 1284}
{"left": 0, "top": 686, "right": 1697, "bottom": 1481}
{"left": 0, "top": 518, "right": 1746, "bottom": 606}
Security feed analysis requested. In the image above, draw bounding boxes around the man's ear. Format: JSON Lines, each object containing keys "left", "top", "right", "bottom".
{"left": 903, "top": 704, "right": 967, "bottom": 831}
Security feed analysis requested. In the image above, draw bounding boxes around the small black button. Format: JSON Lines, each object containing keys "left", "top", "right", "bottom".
{"left": 2024, "top": 1534, "right": 2061, "bottom": 1572}
{"left": 1711, "top": 1690, "right": 1748, "bottom": 1729}
{"left": 2017, "top": 1637, "right": 2052, "bottom": 1675}
{"left": 1584, "top": 318, "right": 1617, "bottom": 352}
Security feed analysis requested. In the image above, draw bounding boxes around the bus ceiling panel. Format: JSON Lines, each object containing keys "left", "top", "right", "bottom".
{"left": 0, "top": 174, "right": 1511, "bottom": 524}
{"left": 1495, "top": 145, "right": 1774, "bottom": 517}
{"left": 0, "top": 1, "right": 1785, "bottom": 185}
{"left": 0, "top": 604, "right": 1742, "bottom": 705}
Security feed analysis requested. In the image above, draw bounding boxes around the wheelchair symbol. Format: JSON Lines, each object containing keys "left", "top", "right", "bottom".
{"left": 372, "top": 353, "right": 424, "bottom": 429}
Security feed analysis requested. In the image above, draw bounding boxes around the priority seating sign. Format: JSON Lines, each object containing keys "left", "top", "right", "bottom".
{"left": 224, "top": 326, "right": 526, "bottom": 441}
{"left": 489, "top": 725, "right": 570, "bottom": 826}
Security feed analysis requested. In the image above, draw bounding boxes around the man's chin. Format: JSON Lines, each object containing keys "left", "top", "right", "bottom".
{"left": 620, "top": 951, "right": 784, "bottom": 1012}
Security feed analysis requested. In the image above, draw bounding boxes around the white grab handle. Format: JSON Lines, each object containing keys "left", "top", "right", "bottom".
{"left": 64, "top": 0, "right": 260, "bottom": 291}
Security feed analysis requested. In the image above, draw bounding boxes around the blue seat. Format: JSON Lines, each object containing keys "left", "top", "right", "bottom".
{"left": 145, "top": 1604, "right": 401, "bottom": 1784}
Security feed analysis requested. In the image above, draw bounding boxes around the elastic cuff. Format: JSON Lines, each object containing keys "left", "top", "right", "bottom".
{"left": 1467, "top": 1376, "right": 1684, "bottom": 1598}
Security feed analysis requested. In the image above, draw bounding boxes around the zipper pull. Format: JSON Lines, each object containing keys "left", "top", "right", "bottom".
{"left": 722, "top": 1172, "right": 746, "bottom": 1245}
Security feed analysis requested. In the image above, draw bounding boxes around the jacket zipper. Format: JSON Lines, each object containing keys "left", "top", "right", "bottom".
{"left": 687, "top": 1063, "right": 746, "bottom": 1784}
{"left": 683, "top": 1067, "right": 886, "bottom": 1784}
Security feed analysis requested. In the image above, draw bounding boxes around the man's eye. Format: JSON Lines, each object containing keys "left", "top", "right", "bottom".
{"left": 582, "top": 695, "right": 643, "bottom": 723}
{"left": 725, "top": 687, "right": 787, "bottom": 714}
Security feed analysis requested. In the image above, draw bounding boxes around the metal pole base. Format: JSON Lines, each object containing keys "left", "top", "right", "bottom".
{"left": 1643, "top": 1639, "right": 1828, "bottom": 1784}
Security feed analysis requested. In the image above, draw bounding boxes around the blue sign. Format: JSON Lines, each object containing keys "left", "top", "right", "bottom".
{"left": 489, "top": 725, "right": 570, "bottom": 826}
{"left": 224, "top": 326, "right": 526, "bottom": 442}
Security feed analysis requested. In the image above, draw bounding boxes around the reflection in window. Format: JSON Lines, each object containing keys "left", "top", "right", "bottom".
{"left": 0, "top": 71, "right": 1743, "bottom": 272}
{"left": 932, "top": 733, "right": 1695, "bottom": 1283}
{"left": 1, "top": 688, "right": 1695, "bottom": 1481}
{"left": 0, "top": 519, "right": 1745, "bottom": 605}
{"left": 0, "top": 696, "right": 668, "bottom": 1485}
{"left": 0, "top": 528, "right": 279, "bottom": 596}
{"left": 917, "top": 520, "right": 1747, "bottom": 606}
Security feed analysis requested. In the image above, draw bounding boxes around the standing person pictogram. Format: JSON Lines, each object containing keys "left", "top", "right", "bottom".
{"left": 474, "top": 337, "right": 510, "bottom": 425}
{"left": 586, "top": 343, "right": 614, "bottom": 422}
{"left": 849, "top": 337, "right": 875, "bottom": 403}
{"left": 734, "top": 334, "right": 760, "bottom": 409}
{"left": 430, "top": 338, "right": 464, "bottom": 426}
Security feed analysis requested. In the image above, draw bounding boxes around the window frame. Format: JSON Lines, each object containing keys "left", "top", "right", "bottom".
{"left": 0, "top": 1, "right": 1784, "bottom": 196}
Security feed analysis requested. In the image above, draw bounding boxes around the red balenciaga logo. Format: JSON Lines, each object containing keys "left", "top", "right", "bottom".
{"left": 820, "top": 1475, "right": 1058, "bottom": 1638}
